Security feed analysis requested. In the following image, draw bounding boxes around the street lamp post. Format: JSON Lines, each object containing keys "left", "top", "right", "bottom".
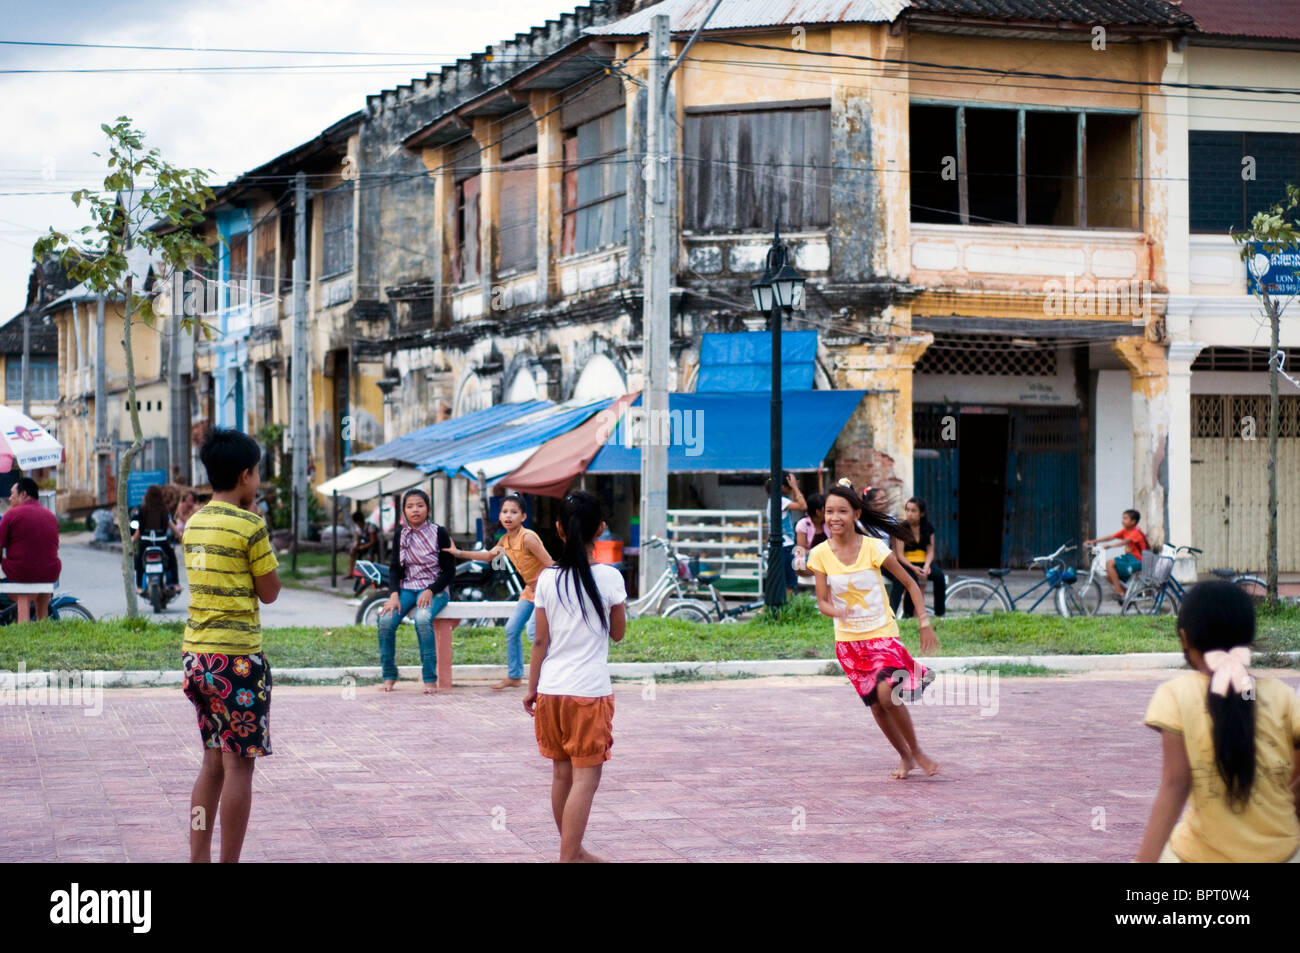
{"left": 751, "top": 223, "right": 805, "bottom": 611}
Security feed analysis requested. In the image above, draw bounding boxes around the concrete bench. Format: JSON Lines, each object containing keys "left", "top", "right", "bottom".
{"left": 428, "top": 601, "right": 521, "bottom": 690}
{"left": 0, "top": 582, "right": 55, "bottom": 594}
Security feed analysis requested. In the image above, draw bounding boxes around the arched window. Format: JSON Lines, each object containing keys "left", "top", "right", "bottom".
{"left": 455, "top": 374, "right": 491, "bottom": 415}
{"left": 505, "top": 368, "right": 539, "bottom": 403}
{"left": 572, "top": 354, "right": 625, "bottom": 401}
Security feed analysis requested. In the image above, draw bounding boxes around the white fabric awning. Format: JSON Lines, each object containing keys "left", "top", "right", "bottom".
{"left": 314, "top": 466, "right": 428, "bottom": 502}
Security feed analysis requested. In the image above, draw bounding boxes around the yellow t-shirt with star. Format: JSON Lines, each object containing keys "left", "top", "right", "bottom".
{"left": 806, "top": 535, "right": 899, "bottom": 642}
{"left": 1143, "top": 672, "right": 1300, "bottom": 863}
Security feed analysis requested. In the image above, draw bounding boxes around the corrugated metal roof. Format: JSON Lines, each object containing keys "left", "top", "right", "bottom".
{"left": 1175, "top": 0, "right": 1300, "bottom": 42}
{"left": 586, "top": 0, "right": 909, "bottom": 35}
{"left": 908, "top": 0, "right": 1193, "bottom": 26}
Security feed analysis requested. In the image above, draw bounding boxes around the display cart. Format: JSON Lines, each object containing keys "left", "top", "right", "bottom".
{"left": 666, "top": 509, "right": 766, "bottom": 599}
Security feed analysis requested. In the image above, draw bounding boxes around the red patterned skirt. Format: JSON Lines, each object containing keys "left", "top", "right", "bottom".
{"left": 836, "top": 637, "right": 934, "bottom": 707}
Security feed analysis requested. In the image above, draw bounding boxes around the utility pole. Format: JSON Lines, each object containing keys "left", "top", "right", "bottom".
{"left": 20, "top": 309, "right": 31, "bottom": 416}
{"left": 292, "top": 172, "right": 309, "bottom": 541}
{"left": 639, "top": 12, "right": 671, "bottom": 595}
{"left": 167, "top": 270, "right": 184, "bottom": 483}
{"left": 638, "top": 0, "right": 724, "bottom": 596}
{"left": 95, "top": 294, "right": 108, "bottom": 504}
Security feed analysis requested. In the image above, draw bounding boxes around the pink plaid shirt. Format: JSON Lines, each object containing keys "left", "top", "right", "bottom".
{"left": 399, "top": 521, "right": 442, "bottom": 590}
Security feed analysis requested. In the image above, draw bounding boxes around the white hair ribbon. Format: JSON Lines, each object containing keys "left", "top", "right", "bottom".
{"left": 1203, "top": 646, "right": 1254, "bottom": 698}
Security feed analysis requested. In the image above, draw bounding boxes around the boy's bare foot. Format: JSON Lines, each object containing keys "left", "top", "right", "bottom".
{"left": 915, "top": 752, "right": 940, "bottom": 777}
{"left": 890, "top": 757, "right": 916, "bottom": 779}
{"left": 436, "top": 683, "right": 453, "bottom": 694}
{"left": 492, "top": 678, "right": 522, "bottom": 690}
{"left": 423, "top": 682, "right": 438, "bottom": 695}
{"left": 576, "top": 847, "right": 605, "bottom": 863}
{"left": 379, "top": 680, "right": 396, "bottom": 692}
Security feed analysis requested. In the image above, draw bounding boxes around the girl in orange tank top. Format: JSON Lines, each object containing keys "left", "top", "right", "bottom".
{"left": 449, "top": 493, "right": 553, "bottom": 689}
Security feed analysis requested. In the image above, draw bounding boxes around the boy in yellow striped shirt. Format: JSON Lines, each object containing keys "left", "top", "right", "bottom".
{"left": 181, "top": 427, "right": 281, "bottom": 863}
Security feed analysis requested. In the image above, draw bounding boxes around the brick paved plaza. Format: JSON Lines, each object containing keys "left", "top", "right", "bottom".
{"left": 7, "top": 671, "right": 1292, "bottom": 863}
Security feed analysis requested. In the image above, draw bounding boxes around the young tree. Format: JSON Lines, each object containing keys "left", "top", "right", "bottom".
{"left": 1232, "top": 184, "right": 1300, "bottom": 606}
{"left": 34, "top": 117, "right": 215, "bottom": 617}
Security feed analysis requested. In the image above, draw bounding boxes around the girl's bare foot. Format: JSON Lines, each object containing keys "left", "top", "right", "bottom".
{"left": 492, "top": 678, "right": 522, "bottom": 691}
{"left": 890, "top": 757, "right": 916, "bottom": 779}
{"left": 915, "top": 752, "right": 941, "bottom": 777}
{"left": 379, "top": 680, "right": 396, "bottom": 693}
{"left": 423, "top": 682, "right": 438, "bottom": 695}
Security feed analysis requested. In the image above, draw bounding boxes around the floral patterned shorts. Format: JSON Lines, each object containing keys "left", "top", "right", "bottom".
{"left": 181, "top": 652, "right": 272, "bottom": 757}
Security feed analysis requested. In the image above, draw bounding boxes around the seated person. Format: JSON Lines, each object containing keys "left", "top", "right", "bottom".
{"left": 348, "top": 510, "right": 377, "bottom": 577}
{"left": 890, "top": 496, "right": 946, "bottom": 618}
{"left": 1084, "top": 509, "right": 1150, "bottom": 600}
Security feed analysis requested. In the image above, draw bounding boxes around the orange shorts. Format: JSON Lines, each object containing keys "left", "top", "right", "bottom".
{"left": 534, "top": 693, "right": 614, "bottom": 767}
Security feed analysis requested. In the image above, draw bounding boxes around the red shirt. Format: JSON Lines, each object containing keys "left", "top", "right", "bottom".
{"left": 1110, "top": 526, "right": 1150, "bottom": 560}
{"left": 0, "top": 498, "right": 62, "bottom": 583}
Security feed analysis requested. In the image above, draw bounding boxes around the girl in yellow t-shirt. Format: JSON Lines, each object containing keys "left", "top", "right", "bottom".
{"left": 807, "top": 483, "right": 942, "bottom": 780}
{"left": 1136, "top": 580, "right": 1300, "bottom": 863}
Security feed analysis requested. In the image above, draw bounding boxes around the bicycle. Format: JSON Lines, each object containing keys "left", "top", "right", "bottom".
{"left": 660, "top": 564, "right": 765, "bottom": 624}
{"left": 626, "top": 537, "right": 706, "bottom": 619}
{"left": 1209, "top": 566, "right": 1268, "bottom": 604}
{"left": 1057, "top": 542, "right": 1125, "bottom": 617}
{"left": 1120, "top": 546, "right": 1200, "bottom": 615}
{"left": 943, "top": 543, "right": 1077, "bottom": 617}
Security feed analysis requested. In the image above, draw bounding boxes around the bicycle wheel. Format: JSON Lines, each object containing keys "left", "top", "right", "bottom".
{"left": 1123, "top": 585, "right": 1179, "bottom": 615}
{"left": 1056, "top": 578, "right": 1102, "bottom": 617}
{"left": 662, "top": 600, "right": 712, "bottom": 625}
{"left": 944, "top": 579, "right": 1011, "bottom": 616}
{"left": 50, "top": 602, "right": 95, "bottom": 622}
{"left": 1233, "top": 575, "right": 1268, "bottom": 604}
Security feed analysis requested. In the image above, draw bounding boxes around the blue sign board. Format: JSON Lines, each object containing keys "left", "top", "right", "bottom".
{"left": 126, "top": 469, "right": 167, "bottom": 508}
{"left": 1246, "top": 244, "right": 1300, "bottom": 296}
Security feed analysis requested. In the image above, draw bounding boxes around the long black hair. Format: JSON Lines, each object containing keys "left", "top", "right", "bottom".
{"left": 554, "top": 490, "right": 607, "bottom": 631}
{"left": 904, "top": 496, "right": 935, "bottom": 546}
{"left": 825, "top": 483, "right": 907, "bottom": 541}
{"left": 1178, "top": 581, "right": 1257, "bottom": 810}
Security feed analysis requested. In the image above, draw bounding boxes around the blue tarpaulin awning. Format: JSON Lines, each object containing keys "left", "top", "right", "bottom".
{"left": 585, "top": 390, "right": 865, "bottom": 474}
{"left": 349, "top": 401, "right": 551, "bottom": 466}
{"left": 696, "top": 331, "right": 818, "bottom": 392}
{"left": 425, "top": 398, "right": 615, "bottom": 481}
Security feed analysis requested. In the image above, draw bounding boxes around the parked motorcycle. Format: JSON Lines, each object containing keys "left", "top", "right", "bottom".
{"left": 352, "top": 555, "right": 523, "bottom": 626}
{"left": 0, "top": 587, "right": 95, "bottom": 624}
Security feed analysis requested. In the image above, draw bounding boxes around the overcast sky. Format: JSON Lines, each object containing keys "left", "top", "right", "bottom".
{"left": 0, "top": 0, "right": 582, "bottom": 318}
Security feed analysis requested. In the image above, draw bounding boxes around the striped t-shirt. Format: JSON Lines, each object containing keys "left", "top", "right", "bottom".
{"left": 181, "top": 501, "right": 278, "bottom": 654}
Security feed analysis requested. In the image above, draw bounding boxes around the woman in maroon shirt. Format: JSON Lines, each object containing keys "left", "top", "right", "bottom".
{"left": 0, "top": 477, "right": 61, "bottom": 622}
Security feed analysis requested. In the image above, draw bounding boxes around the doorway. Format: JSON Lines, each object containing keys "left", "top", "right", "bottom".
{"left": 958, "top": 410, "right": 1008, "bottom": 567}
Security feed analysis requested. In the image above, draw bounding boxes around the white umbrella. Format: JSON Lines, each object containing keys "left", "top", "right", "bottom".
{"left": 0, "top": 405, "right": 62, "bottom": 472}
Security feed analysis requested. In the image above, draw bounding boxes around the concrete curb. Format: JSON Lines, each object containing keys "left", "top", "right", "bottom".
{"left": 5, "top": 651, "right": 1297, "bottom": 688}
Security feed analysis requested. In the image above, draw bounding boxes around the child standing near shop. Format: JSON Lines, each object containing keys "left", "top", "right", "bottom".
{"left": 808, "top": 484, "right": 941, "bottom": 779}
{"left": 1136, "top": 580, "right": 1300, "bottom": 863}
{"left": 451, "top": 493, "right": 554, "bottom": 690}
{"left": 523, "top": 491, "right": 626, "bottom": 862}
{"left": 180, "top": 427, "right": 281, "bottom": 863}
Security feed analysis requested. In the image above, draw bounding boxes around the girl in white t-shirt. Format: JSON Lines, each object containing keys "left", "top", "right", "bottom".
{"left": 524, "top": 490, "right": 626, "bottom": 863}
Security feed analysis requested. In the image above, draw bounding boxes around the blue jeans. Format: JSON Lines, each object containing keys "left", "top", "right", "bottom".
{"left": 377, "top": 588, "right": 450, "bottom": 683}
{"left": 505, "top": 599, "right": 537, "bottom": 680}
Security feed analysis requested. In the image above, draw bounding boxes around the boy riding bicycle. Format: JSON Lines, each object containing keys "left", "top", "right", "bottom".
{"left": 1084, "top": 509, "right": 1150, "bottom": 600}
